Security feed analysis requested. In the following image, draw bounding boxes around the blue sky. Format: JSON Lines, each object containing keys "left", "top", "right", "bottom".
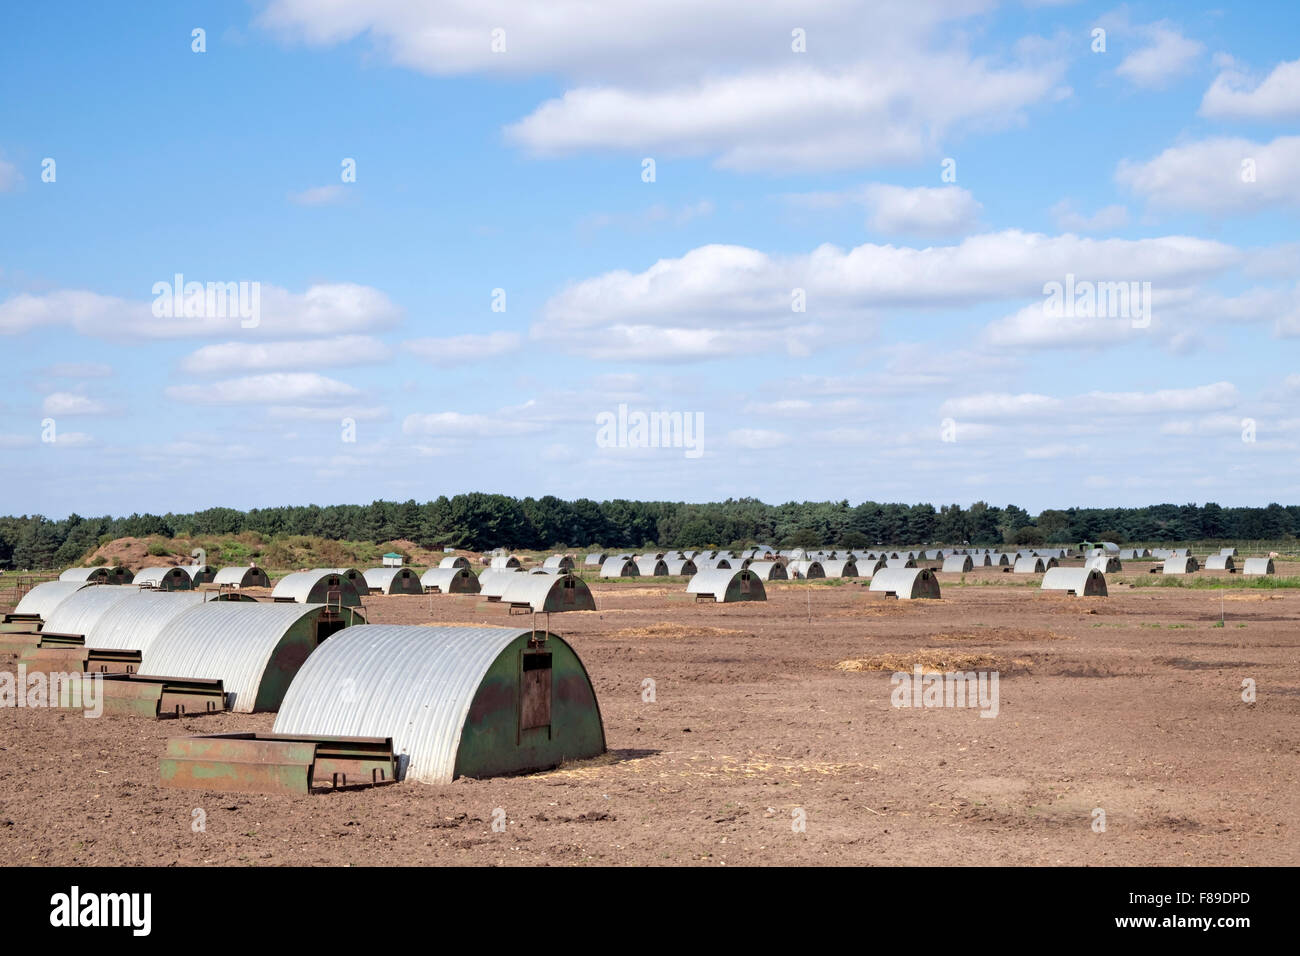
{"left": 2, "top": 0, "right": 1298, "bottom": 517}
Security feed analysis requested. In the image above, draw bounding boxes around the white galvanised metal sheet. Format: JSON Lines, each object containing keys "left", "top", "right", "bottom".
{"left": 40, "top": 585, "right": 140, "bottom": 637}
{"left": 82, "top": 590, "right": 213, "bottom": 654}
{"left": 13, "top": 581, "right": 92, "bottom": 619}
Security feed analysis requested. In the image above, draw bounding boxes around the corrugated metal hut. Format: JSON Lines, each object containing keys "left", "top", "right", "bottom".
{"left": 686, "top": 568, "right": 767, "bottom": 603}
{"left": 542, "top": 555, "right": 575, "bottom": 571}
{"left": 747, "top": 560, "right": 787, "bottom": 580}
{"left": 58, "top": 566, "right": 134, "bottom": 585}
{"left": 1013, "top": 556, "right": 1048, "bottom": 574}
{"left": 1085, "top": 555, "right": 1122, "bottom": 573}
{"left": 479, "top": 568, "right": 523, "bottom": 601}
{"left": 500, "top": 572, "right": 596, "bottom": 614}
{"left": 821, "top": 559, "right": 858, "bottom": 578}
{"left": 142, "top": 601, "right": 333, "bottom": 712}
{"left": 12, "top": 580, "right": 93, "bottom": 621}
{"left": 598, "top": 557, "right": 639, "bottom": 578}
{"left": 271, "top": 571, "right": 362, "bottom": 607}
{"left": 634, "top": 556, "right": 669, "bottom": 576}
{"left": 180, "top": 564, "right": 217, "bottom": 585}
{"left": 942, "top": 555, "right": 974, "bottom": 573}
{"left": 272, "top": 625, "right": 605, "bottom": 784}
{"left": 439, "top": 555, "right": 471, "bottom": 569}
{"left": 1243, "top": 558, "right": 1275, "bottom": 576}
{"left": 490, "top": 555, "right": 522, "bottom": 569}
{"left": 869, "top": 567, "right": 941, "bottom": 599}
{"left": 362, "top": 567, "right": 424, "bottom": 595}
{"left": 130, "top": 567, "right": 193, "bottom": 591}
{"left": 1041, "top": 567, "right": 1108, "bottom": 596}
{"left": 788, "top": 560, "right": 825, "bottom": 579}
{"left": 1163, "top": 556, "right": 1199, "bottom": 575}
{"left": 1205, "top": 554, "right": 1235, "bottom": 572}
{"left": 420, "top": 566, "right": 481, "bottom": 594}
{"left": 212, "top": 566, "right": 272, "bottom": 588}
{"left": 58, "top": 567, "right": 111, "bottom": 585}
{"left": 663, "top": 558, "right": 698, "bottom": 576}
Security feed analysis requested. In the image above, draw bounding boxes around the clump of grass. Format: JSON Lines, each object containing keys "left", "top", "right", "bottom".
{"left": 1117, "top": 575, "right": 1300, "bottom": 590}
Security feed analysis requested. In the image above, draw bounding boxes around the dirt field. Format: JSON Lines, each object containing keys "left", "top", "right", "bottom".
{"left": 2, "top": 567, "right": 1298, "bottom": 866}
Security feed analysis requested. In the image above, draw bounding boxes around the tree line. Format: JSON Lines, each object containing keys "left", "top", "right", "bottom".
{"left": 1, "top": 496, "right": 1297, "bottom": 570}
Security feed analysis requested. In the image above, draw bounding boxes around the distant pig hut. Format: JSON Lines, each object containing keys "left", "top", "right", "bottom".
{"left": 686, "top": 568, "right": 767, "bottom": 603}
{"left": 213, "top": 566, "right": 272, "bottom": 589}
{"left": 362, "top": 567, "right": 425, "bottom": 595}
{"left": 134, "top": 567, "right": 194, "bottom": 591}
{"left": 869, "top": 567, "right": 941, "bottom": 600}
{"left": 421, "top": 567, "right": 481, "bottom": 594}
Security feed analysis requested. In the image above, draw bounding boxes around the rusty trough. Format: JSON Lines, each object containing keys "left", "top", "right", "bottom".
{"left": 159, "top": 733, "right": 397, "bottom": 795}
{"left": 19, "top": 641, "right": 141, "bottom": 675}
{"left": 44, "top": 673, "right": 227, "bottom": 718}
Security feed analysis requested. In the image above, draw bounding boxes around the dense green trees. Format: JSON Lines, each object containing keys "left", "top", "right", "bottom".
{"left": 0, "top": 499, "right": 1295, "bottom": 569}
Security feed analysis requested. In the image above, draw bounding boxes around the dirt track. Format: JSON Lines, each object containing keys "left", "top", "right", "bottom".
{"left": 2, "top": 572, "right": 1297, "bottom": 866}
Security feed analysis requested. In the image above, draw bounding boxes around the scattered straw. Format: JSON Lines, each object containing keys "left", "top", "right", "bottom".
{"left": 611, "top": 623, "right": 743, "bottom": 640}
{"left": 835, "top": 652, "right": 1032, "bottom": 673}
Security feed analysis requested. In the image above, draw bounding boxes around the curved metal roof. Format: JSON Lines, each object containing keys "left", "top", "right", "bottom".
{"left": 1041, "top": 567, "right": 1107, "bottom": 596}
{"left": 489, "top": 555, "right": 521, "bottom": 569}
{"left": 542, "top": 555, "right": 574, "bottom": 569}
{"left": 143, "top": 601, "right": 324, "bottom": 712}
{"left": 1013, "top": 556, "right": 1046, "bottom": 573}
{"left": 212, "top": 566, "right": 269, "bottom": 587}
{"left": 686, "top": 567, "right": 767, "bottom": 601}
{"left": 634, "top": 557, "right": 668, "bottom": 576}
{"left": 420, "top": 567, "right": 480, "bottom": 592}
{"left": 40, "top": 584, "right": 140, "bottom": 637}
{"left": 479, "top": 568, "right": 523, "bottom": 598}
{"left": 362, "top": 567, "right": 422, "bottom": 594}
{"left": 439, "top": 555, "right": 470, "bottom": 569}
{"left": 271, "top": 570, "right": 360, "bottom": 604}
{"left": 81, "top": 590, "right": 216, "bottom": 653}
{"left": 178, "top": 564, "right": 213, "bottom": 580}
{"left": 58, "top": 567, "right": 109, "bottom": 583}
{"left": 941, "top": 555, "right": 974, "bottom": 573}
{"left": 820, "top": 559, "right": 858, "bottom": 578}
{"left": 599, "top": 558, "right": 639, "bottom": 578}
{"left": 747, "top": 560, "right": 787, "bottom": 580}
{"left": 869, "top": 567, "right": 941, "bottom": 599}
{"left": 274, "top": 624, "right": 573, "bottom": 784}
{"left": 1243, "top": 558, "right": 1275, "bottom": 575}
{"left": 13, "top": 580, "right": 92, "bottom": 619}
{"left": 133, "top": 566, "right": 193, "bottom": 589}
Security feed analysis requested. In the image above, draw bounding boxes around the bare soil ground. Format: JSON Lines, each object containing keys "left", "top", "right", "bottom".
{"left": 1, "top": 569, "right": 1297, "bottom": 866}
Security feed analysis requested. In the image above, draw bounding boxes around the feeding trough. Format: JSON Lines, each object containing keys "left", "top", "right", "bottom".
{"left": 160, "top": 733, "right": 397, "bottom": 795}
